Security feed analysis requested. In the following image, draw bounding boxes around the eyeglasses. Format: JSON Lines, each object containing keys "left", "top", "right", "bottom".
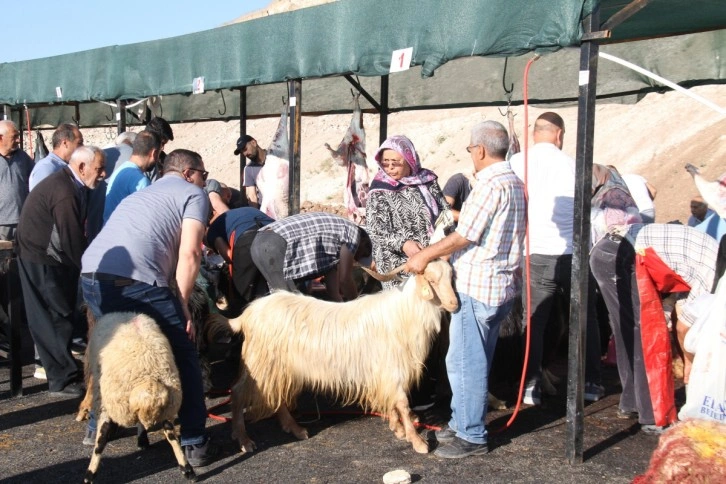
{"left": 466, "top": 144, "right": 480, "bottom": 153}
{"left": 187, "top": 168, "right": 209, "bottom": 181}
{"left": 381, "top": 161, "right": 405, "bottom": 169}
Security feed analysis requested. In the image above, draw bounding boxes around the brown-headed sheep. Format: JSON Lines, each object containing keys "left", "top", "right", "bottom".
{"left": 219, "top": 258, "right": 457, "bottom": 454}
{"left": 83, "top": 312, "right": 195, "bottom": 483}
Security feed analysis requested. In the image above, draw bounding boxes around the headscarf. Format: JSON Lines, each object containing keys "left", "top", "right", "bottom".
{"left": 369, "top": 135, "right": 440, "bottom": 220}
{"left": 591, "top": 164, "right": 642, "bottom": 245}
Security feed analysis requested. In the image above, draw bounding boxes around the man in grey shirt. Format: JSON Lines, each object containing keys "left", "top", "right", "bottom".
{"left": 0, "top": 120, "right": 34, "bottom": 241}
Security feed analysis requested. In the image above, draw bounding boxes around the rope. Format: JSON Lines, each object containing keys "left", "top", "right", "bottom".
{"left": 24, "top": 105, "right": 34, "bottom": 159}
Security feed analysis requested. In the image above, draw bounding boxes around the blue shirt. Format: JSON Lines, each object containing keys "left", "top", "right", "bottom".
{"left": 29, "top": 152, "right": 66, "bottom": 191}
{"left": 206, "top": 207, "right": 273, "bottom": 248}
{"left": 103, "top": 160, "right": 150, "bottom": 223}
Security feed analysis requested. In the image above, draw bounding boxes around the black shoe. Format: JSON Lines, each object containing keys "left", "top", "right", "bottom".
{"left": 434, "top": 424, "right": 456, "bottom": 443}
{"left": 183, "top": 437, "right": 220, "bottom": 467}
{"left": 616, "top": 409, "right": 639, "bottom": 420}
{"left": 48, "top": 381, "right": 84, "bottom": 398}
{"left": 434, "top": 436, "right": 489, "bottom": 459}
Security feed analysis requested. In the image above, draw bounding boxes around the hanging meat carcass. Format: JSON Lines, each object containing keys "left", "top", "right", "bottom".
{"left": 257, "top": 101, "right": 290, "bottom": 220}
{"left": 325, "top": 93, "right": 369, "bottom": 225}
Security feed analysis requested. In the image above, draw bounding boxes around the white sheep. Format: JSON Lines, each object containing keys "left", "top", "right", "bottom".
{"left": 220, "top": 259, "right": 457, "bottom": 454}
{"left": 83, "top": 312, "right": 195, "bottom": 483}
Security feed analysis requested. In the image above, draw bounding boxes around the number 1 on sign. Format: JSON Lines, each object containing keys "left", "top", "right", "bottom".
{"left": 390, "top": 47, "right": 413, "bottom": 73}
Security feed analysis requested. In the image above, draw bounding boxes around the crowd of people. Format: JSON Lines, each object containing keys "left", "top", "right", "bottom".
{"left": 0, "top": 110, "right": 724, "bottom": 465}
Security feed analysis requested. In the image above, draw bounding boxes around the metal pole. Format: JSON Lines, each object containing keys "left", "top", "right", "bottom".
{"left": 18, "top": 108, "right": 24, "bottom": 151}
{"left": 239, "top": 87, "right": 247, "bottom": 188}
{"left": 288, "top": 80, "right": 302, "bottom": 215}
{"left": 2, "top": 105, "right": 9, "bottom": 120}
{"left": 566, "top": 5, "right": 600, "bottom": 465}
{"left": 117, "top": 99, "right": 126, "bottom": 135}
{"left": 379, "top": 75, "right": 389, "bottom": 145}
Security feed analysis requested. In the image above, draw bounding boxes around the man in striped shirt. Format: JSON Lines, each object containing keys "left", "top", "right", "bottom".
{"left": 405, "top": 121, "right": 526, "bottom": 458}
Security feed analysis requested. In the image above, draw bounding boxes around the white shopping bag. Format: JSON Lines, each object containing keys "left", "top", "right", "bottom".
{"left": 677, "top": 275, "right": 726, "bottom": 423}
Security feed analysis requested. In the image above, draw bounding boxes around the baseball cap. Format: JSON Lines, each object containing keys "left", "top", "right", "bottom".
{"left": 234, "top": 135, "right": 255, "bottom": 156}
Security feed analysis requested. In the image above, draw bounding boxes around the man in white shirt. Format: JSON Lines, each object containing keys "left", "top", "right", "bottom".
{"left": 509, "top": 112, "right": 602, "bottom": 405}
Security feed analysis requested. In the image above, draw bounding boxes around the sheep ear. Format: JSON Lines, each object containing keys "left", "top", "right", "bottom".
{"left": 416, "top": 275, "right": 434, "bottom": 300}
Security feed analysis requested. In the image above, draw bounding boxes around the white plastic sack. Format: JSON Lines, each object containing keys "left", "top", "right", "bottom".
{"left": 678, "top": 275, "right": 726, "bottom": 423}
{"left": 430, "top": 209, "right": 454, "bottom": 245}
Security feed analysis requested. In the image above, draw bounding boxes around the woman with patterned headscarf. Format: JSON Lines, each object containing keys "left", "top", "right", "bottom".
{"left": 366, "top": 135, "right": 449, "bottom": 289}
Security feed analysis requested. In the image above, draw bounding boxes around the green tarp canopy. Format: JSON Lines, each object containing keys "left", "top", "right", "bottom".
{"left": 1, "top": 0, "right": 725, "bottom": 127}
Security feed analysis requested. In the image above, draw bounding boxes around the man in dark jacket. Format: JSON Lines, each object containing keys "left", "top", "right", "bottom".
{"left": 16, "top": 146, "right": 105, "bottom": 397}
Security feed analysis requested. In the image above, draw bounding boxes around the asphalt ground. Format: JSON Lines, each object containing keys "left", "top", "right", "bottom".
{"left": 0, "top": 343, "right": 670, "bottom": 484}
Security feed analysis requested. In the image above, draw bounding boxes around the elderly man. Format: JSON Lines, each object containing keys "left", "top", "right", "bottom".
{"left": 103, "top": 131, "right": 161, "bottom": 223}
{"left": 508, "top": 111, "right": 603, "bottom": 405}
{"left": 0, "top": 120, "right": 34, "bottom": 241}
{"left": 405, "top": 121, "right": 526, "bottom": 458}
{"left": 687, "top": 196, "right": 716, "bottom": 227}
{"left": 28, "top": 123, "right": 84, "bottom": 190}
{"left": 81, "top": 149, "right": 217, "bottom": 467}
{"left": 250, "top": 212, "right": 371, "bottom": 302}
{"left": 16, "top": 146, "right": 105, "bottom": 397}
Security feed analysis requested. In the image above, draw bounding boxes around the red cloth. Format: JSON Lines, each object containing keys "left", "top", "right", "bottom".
{"left": 634, "top": 247, "right": 688, "bottom": 427}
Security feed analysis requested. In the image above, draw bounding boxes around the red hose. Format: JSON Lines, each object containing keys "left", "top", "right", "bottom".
{"left": 493, "top": 54, "right": 539, "bottom": 433}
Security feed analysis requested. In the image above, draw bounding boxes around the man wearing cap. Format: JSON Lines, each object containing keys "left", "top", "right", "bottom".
{"left": 235, "top": 135, "right": 264, "bottom": 209}
{"left": 235, "top": 135, "right": 289, "bottom": 219}
{"left": 508, "top": 111, "right": 603, "bottom": 405}
{"left": 144, "top": 117, "right": 175, "bottom": 183}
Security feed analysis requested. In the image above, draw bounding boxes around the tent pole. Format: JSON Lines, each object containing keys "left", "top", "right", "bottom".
{"left": 18, "top": 108, "right": 24, "bottom": 151}
{"left": 567, "top": 5, "right": 600, "bottom": 465}
{"left": 288, "top": 80, "right": 302, "bottom": 215}
{"left": 239, "top": 86, "right": 247, "bottom": 189}
{"left": 379, "top": 75, "right": 389, "bottom": 145}
{"left": 117, "top": 99, "right": 126, "bottom": 135}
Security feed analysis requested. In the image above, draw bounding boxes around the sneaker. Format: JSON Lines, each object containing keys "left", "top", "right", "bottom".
{"left": 48, "top": 381, "right": 84, "bottom": 398}
{"left": 616, "top": 409, "right": 639, "bottom": 420}
{"left": 641, "top": 424, "right": 668, "bottom": 435}
{"left": 83, "top": 427, "right": 96, "bottom": 446}
{"left": 434, "top": 425, "right": 456, "bottom": 444}
{"left": 523, "top": 384, "right": 541, "bottom": 406}
{"left": 33, "top": 365, "right": 47, "bottom": 380}
{"left": 183, "top": 437, "right": 220, "bottom": 467}
{"left": 434, "top": 436, "right": 489, "bottom": 459}
{"left": 71, "top": 339, "right": 87, "bottom": 356}
{"left": 584, "top": 382, "right": 605, "bottom": 402}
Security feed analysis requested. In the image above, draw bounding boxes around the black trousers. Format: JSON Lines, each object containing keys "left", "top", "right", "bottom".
{"left": 17, "top": 257, "right": 80, "bottom": 391}
{"left": 250, "top": 231, "right": 297, "bottom": 293}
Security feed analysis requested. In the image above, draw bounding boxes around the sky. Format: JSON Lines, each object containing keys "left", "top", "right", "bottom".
{"left": 3, "top": 0, "right": 270, "bottom": 63}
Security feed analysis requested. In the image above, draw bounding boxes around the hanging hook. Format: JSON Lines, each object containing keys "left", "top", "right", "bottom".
{"left": 217, "top": 90, "right": 227, "bottom": 115}
{"left": 105, "top": 104, "right": 115, "bottom": 122}
{"left": 498, "top": 58, "right": 515, "bottom": 117}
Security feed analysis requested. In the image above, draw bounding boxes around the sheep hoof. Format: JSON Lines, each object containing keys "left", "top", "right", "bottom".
{"left": 76, "top": 409, "right": 90, "bottom": 422}
{"left": 291, "top": 428, "right": 309, "bottom": 440}
{"left": 181, "top": 464, "right": 197, "bottom": 481}
{"left": 240, "top": 439, "right": 257, "bottom": 454}
{"left": 137, "top": 433, "right": 150, "bottom": 449}
{"left": 412, "top": 439, "right": 430, "bottom": 454}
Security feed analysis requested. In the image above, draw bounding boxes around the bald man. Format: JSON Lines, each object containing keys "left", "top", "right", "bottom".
{"left": 509, "top": 112, "right": 603, "bottom": 405}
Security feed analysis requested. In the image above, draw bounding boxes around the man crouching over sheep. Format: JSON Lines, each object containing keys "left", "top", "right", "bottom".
{"left": 80, "top": 149, "right": 219, "bottom": 467}
{"left": 405, "top": 120, "right": 526, "bottom": 459}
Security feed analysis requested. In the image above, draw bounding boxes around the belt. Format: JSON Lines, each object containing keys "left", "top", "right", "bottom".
{"left": 81, "top": 272, "right": 136, "bottom": 287}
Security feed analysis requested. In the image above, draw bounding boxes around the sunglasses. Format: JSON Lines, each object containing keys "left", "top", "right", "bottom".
{"left": 187, "top": 167, "right": 209, "bottom": 181}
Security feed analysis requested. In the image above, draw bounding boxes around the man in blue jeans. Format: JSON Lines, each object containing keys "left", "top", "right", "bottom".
{"left": 405, "top": 121, "right": 526, "bottom": 458}
{"left": 81, "top": 149, "right": 218, "bottom": 467}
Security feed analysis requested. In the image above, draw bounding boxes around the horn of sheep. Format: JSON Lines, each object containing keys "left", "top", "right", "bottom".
{"left": 360, "top": 263, "right": 407, "bottom": 282}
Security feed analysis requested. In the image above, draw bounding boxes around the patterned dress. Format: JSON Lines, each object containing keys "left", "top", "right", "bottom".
{"left": 366, "top": 181, "right": 448, "bottom": 288}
